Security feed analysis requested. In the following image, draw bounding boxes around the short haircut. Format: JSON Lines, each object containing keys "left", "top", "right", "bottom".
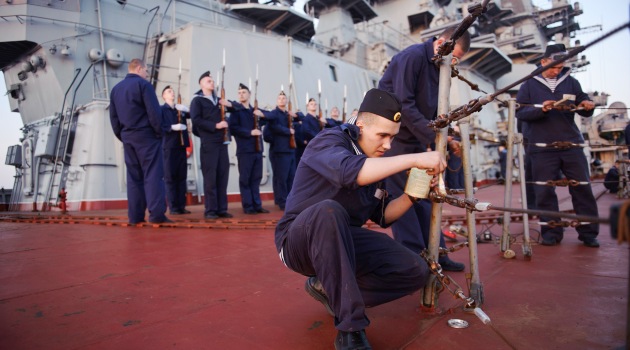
{"left": 357, "top": 112, "right": 376, "bottom": 126}
{"left": 128, "top": 58, "right": 145, "bottom": 73}
{"left": 439, "top": 26, "right": 471, "bottom": 52}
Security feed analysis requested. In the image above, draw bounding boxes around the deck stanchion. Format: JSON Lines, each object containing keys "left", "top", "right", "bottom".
{"left": 422, "top": 52, "right": 452, "bottom": 309}
{"left": 514, "top": 113, "right": 533, "bottom": 257}
{"left": 500, "top": 99, "right": 517, "bottom": 254}
{"left": 458, "top": 116, "right": 483, "bottom": 305}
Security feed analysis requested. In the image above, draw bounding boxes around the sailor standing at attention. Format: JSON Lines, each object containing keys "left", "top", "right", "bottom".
{"left": 160, "top": 85, "right": 191, "bottom": 215}
{"left": 296, "top": 98, "right": 323, "bottom": 162}
{"left": 190, "top": 71, "right": 232, "bottom": 219}
{"left": 109, "top": 58, "right": 171, "bottom": 224}
{"left": 276, "top": 88, "right": 445, "bottom": 350}
{"left": 262, "top": 90, "right": 297, "bottom": 210}
{"left": 225, "top": 83, "right": 270, "bottom": 214}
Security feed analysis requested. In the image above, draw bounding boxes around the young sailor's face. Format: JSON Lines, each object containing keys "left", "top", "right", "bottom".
{"left": 162, "top": 88, "right": 175, "bottom": 103}
{"left": 277, "top": 94, "right": 287, "bottom": 108}
{"left": 307, "top": 100, "right": 317, "bottom": 112}
{"left": 541, "top": 58, "right": 565, "bottom": 78}
{"left": 356, "top": 114, "right": 399, "bottom": 158}
{"left": 200, "top": 76, "right": 215, "bottom": 92}
{"left": 238, "top": 88, "right": 250, "bottom": 103}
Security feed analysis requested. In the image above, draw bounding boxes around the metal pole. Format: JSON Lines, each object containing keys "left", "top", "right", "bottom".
{"left": 422, "top": 54, "right": 451, "bottom": 308}
{"left": 516, "top": 131, "right": 532, "bottom": 257}
{"left": 500, "top": 99, "right": 516, "bottom": 252}
{"left": 458, "top": 116, "right": 483, "bottom": 306}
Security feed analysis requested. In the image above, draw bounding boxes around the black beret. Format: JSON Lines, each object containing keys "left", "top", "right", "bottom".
{"left": 543, "top": 44, "right": 567, "bottom": 58}
{"left": 162, "top": 85, "right": 172, "bottom": 95}
{"left": 359, "top": 88, "right": 402, "bottom": 123}
{"left": 198, "top": 70, "right": 211, "bottom": 83}
{"left": 238, "top": 83, "right": 249, "bottom": 91}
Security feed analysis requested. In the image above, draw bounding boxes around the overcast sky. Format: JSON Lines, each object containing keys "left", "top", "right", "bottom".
{"left": 0, "top": 0, "right": 628, "bottom": 189}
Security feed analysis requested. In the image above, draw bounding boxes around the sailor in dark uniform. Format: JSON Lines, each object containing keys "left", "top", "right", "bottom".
{"left": 276, "top": 88, "right": 446, "bottom": 350}
{"left": 226, "top": 83, "right": 270, "bottom": 214}
{"left": 109, "top": 58, "right": 170, "bottom": 224}
{"left": 190, "top": 71, "right": 232, "bottom": 219}
{"left": 161, "top": 85, "right": 191, "bottom": 215}
{"left": 378, "top": 26, "right": 470, "bottom": 271}
{"left": 324, "top": 106, "right": 343, "bottom": 128}
{"left": 262, "top": 91, "right": 297, "bottom": 210}
{"left": 296, "top": 98, "right": 323, "bottom": 164}
{"left": 516, "top": 44, "right": 599, "bottom": 247}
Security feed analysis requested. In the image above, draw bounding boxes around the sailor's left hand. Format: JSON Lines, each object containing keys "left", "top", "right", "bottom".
{"left": 578, "top": 100, "right": 595, "bottom": 111}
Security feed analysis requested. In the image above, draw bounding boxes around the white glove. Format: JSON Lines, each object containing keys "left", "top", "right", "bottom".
{"left": 171, "top": 124, "right": 187, "bottom": 131}
{"left": 175, "top": 104, "right": 189, "bottom": 113}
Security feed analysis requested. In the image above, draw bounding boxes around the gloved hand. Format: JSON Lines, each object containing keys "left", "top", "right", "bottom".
{"left": 171, "top": 124, "right": 187, "bottom": 131}
{"left": 175, "top": 104, "right": 189, "bottom": 113}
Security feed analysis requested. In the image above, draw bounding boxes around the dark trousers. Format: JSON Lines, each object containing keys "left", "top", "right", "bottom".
{"left": 122, "top": 136, "right": 166, "bottom": 223}
{"left": 270, "top": 152, "right": 295, "bottom": 208}
{"left": 200, "top": 142, "right": 229, "bottom": 216}
{"left": 446, "top": 153, "right": 464, "bottom": 189}
{"left": 237, "top": 152, "right": 263, "bottom": 211}
{"left": 530, "top": 149, "right": 599, "bottom": 241}
{"left": 281, "top": 200, "right": 428, "bottom": 332}
{"left": 524, "top": 152, "right": 537, "bottom": 210}
{"left": 163, "top": 147, "right": 188, "bottom": 213}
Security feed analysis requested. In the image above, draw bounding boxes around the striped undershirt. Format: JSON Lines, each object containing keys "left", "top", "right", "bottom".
{"left": 545, "top": 77, "right": 558, "bottom": 93}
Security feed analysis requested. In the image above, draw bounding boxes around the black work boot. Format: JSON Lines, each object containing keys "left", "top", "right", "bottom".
{"left": 334, "top": 330, "right": 372, "bottom": 350}
{"left": 305, "top": 277, "right": 334, "bottom": 316}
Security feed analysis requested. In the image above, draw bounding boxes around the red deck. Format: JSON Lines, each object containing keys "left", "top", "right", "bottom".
{"left": 0, "top": 183, "right": 628, "bottom": 349}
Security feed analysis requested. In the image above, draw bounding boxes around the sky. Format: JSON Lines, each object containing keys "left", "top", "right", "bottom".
{"left": 0, "top": 0, "right": 628, "bottom": 189}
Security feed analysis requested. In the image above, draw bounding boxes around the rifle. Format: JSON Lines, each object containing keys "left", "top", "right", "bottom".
{"left": 220, "top": 49, "right": 230, "bottom": 145}
{"left": 317, "top": 79, "right": 324, "bottom": 130}
{"left": 342, "top": 84, "right": 347, "bottom": 124}
{"left": 287, "top": 81, "right": 296, "bottom": 149}
{"left": 254, "top": 66, "right": 261, "bottom": 153}
{"left": 177, "top": 58, "right": 184, "bottom": 146}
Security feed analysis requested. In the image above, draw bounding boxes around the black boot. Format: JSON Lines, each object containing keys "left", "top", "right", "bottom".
{"left": 335, "top": 330, "right": 372, "bottom": 350}
{"left": 438, "top": 257, "right": 465, "bottom": 272}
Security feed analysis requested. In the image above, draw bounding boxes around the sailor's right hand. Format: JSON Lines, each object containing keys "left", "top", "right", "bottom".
{"left": 216, "top": 120, "right": 229, "bottom": 129}
{"left": 171, "top": 123, "right": 187, "bottom": 131}
{"left": 251, "top": 129, "right": 262, "bottom": 136}
{"left": 416, "top": 151, "right": 446, "bottom": 176}
{"left": 254, "top": 109, "right": 264, "bottom": 118}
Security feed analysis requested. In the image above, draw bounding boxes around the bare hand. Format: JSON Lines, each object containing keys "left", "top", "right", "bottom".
{"left": 219, "top": 99, "right": 232, "bottom": 108}
{"left": 417, "top": 151, "right": 446, "bottom": 175}
{"left": 251, "top": 129, "right": 262, "bottom": 136}
{"left": 448, "top": 140, "right": 462, "bottom": 157}
{"left": 290, "top": 128, "right": 295, "bottom": 135}
{"left": 254, "top": 110, "right": 264, "bottom": 118}
{"left": 578, "top": 100, "right": 595, "bottom": 111}
{"left": 542, "top": 100, "right": 555, "bottom": 112}
{"left": 216, "top": 120, "right": 229, "bottom": 129}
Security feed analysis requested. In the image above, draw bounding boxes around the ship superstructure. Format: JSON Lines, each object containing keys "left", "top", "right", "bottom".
{"left": 0, "top": 0, "right": 604, "bottom": 211}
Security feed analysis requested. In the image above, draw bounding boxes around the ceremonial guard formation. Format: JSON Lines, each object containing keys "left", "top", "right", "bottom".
{"left": 275, "top": 88, "right": 447, "bottom": 350}
{"left": 109, "top": 58, "right": 171, "bottom": 224}
{"left": 516, "top": 44, "right": 599, "bottom": 248}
